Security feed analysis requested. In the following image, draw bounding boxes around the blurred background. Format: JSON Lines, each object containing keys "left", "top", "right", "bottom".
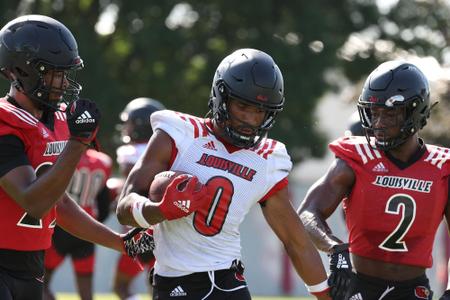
{"left": 1, "top": 0, "right": 450, "bottom": 297}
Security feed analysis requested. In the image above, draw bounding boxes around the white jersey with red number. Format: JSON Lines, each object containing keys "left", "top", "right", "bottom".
{"left": 150, "top": 110, "right": 292, "bottom": 276}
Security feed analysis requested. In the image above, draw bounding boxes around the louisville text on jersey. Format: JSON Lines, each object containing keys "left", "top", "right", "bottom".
{"left": 373, "top": 175, "right": 433, "bottom": 193}
{"left": 43, "top": 141, "right": 68, "bottom": 156}
{"left": 196, "top": 153, "right": 257, "bottom": 181}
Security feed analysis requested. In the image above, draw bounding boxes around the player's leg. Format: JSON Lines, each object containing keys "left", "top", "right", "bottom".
{"left": 72, "top": 254, "right": 95, "bottom": 300}
{"left": 113, "top": 254, "right": 142, "bottom": 299}
{"left": 0, "top": 271, "right": 13, "bottom": 300}
{"left": 0, "top": 268, "right": 44, "bottom": 300}
{"left": 43, "top": 245, "right": 64, "bottom": 300}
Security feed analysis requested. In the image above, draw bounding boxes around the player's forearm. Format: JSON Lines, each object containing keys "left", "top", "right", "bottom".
{"left": 56, "top": 194, "right": 123, "bottom": 252}
{"left": 23, "top": 140, "right": 87, "bottom": 218}
{"left": 116, "top": 192, "right": 165, "bottom": 226}
{"left": 300, "top": 210, "right": 343, "bottom": 253}
{"left": 285, "top": 239, "right": 328, "bottom": 286}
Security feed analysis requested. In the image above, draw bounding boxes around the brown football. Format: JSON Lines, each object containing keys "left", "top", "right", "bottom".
{"left": 148, "top": 170, "right": 198, "bottom": 202}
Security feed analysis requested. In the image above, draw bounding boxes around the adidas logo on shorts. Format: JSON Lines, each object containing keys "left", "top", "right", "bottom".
{"left": 349, "top": 293, "right": 363, "bottom": 300}
{"left": 170, "top": 285, "right": 187, "bottom": 297}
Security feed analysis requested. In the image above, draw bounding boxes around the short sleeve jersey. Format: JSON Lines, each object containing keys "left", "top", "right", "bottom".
{"left": 66, "top": 149, "right": 112, "bottom": 218}
{"left": 329, "top": 136, "right": 449, "bottom": 267}
{"left": 150, "top": 110, "right": 292, "bottom": 275}
{"left": 0, "top": 98, "right": 70, "bottom": 251}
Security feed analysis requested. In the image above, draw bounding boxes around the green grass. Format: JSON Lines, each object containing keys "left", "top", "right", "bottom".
{"left": 56, "top": 294, "right": 312, "bottom": 300}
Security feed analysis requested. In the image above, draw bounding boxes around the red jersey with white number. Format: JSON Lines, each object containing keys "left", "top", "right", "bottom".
{"left": 66, "top": 149, "right": 112, "bottom": 218}
{"left": 0, "top": 99, "right": 69, "bottom": 251}
{"left": 330, "top": 136, "right": 449, "bottom": 267}
{"left": 150, "top": 110, "right": 292, "bottom": 275}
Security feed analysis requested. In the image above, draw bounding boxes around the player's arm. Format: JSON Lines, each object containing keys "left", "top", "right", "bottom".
{"left": 439, "top": 185, "right": 450, "bottom": 300}
{"left": 262, "top": 186, "right": 330, "bottom": 300}
{"left": 297, "top": 158, "right": 355, "bottom": 252}
{"left": 56, "top": 193, "right": 124, "bottom": 252}
{"left": 116, "top": 129, "right": 173, "bottom": 226}
{"left": 0, "top": 136, "right": 88, "bottom": 219}
{"left": 0, "top": 99, "right": 99, "bottom": 219}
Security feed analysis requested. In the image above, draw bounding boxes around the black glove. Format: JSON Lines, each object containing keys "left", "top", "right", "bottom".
{"left": 440, "top": 290, "right": 450, "bottom": 300}
{"left": 328, "top": 243, "right": 354, "bottom": 300}
{"left": 122, "top": 227, "right": 155, "bottom": 259}
{"left": 66, "top": 99, "right": 101, "bottom": 149}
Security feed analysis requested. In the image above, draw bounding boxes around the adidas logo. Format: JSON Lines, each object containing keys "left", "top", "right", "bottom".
{"left": 169, "top": 285, "right": 187, "bottom": 297}
{"left": 349, "top": 293, "right": 363, "bottom": 300}
{"left": 372, "top": 162, "right": 388, "bottom": 173}
{"left": 337, "top": 254, "right": 349, "bottom": 269}
{"left": 75, "top": 111, "right": 95, "bottom": 124}
{"left": 173, "top": 200, "right": 191, "bottom": 213}
{"left": 202, "top": 141, "right": 217, "bottom": 151}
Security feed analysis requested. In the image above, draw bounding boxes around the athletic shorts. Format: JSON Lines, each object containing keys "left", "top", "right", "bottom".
{"left": 44, "top": 245, "right": 94, "bottom": 275}
{"left": 0, "top": 267, "right": 43, "bottom": 300}
{"left": 151, "top": 261, "right": 250, "bottom": 300}
{"left": 117, "top": 253, "right": 155, "bottom": 277}
{"left": 345, "top": 272, "right": 433, "bottom": 300}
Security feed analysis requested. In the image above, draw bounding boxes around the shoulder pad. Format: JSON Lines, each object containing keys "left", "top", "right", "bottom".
{"left": 150, "top": 110, "right": 209, "bottom": 142}
{"left": 0, "top": 100, "right": 39, "bottom": 129}
{"left": 329, "top": 136, "right": 382, "bottom": 166}
{"left": 86, "top": 149, "right": 113, "bottom": 168}
{"left": 423, "top": 144, "right": 450, "bottom": 174}
{"left": 255, "top": 138, "right": 292, "bottom": 181}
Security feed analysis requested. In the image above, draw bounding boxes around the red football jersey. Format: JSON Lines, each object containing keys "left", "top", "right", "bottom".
{"left": 66, "top": 149, "right": 112, "bottom": 218}
{"left": 330, "top": 136, "right": 449, "bottom": 268}
{"left": 0, "top": 98, "right": 69, "bottom": 251}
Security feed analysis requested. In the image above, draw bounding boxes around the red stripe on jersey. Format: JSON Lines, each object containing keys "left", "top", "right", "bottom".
{"left": 259, "top": 177, "right": 289, "bottom": 203}
{"left": 168, "top": 136, "right": 178, "bottom": 169}
{"left": 257, "top": 141, "right": 270, "bottom": 155}
{"left": 263, "top": 140, "right": 278, "bottom": 159}
{"left": 188, "top": 117, "right": 200, "bottom": 138}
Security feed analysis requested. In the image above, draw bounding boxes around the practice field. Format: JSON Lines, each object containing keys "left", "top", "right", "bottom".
{"left": 57, "top": 294, "right": 313, "bottom": 300}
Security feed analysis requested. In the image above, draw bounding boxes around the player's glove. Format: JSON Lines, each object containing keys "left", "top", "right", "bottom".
{"left": 122, "top": 227, "right": 155, "bottom": 259}
{"left": 66, "top": 99, "right": 101, "bottom": 149}
{"left": 158, "top": 174, "right": 208, "bottom": 220}
{"left": 440, "top": 290, "right": 450, "bottom": 300}
{"left": 328, "top": 243, "right": 354, "bottom": 300}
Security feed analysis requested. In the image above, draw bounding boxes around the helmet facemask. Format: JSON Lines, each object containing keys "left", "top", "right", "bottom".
{"left": 209, "top": 80, "right": 280, "bottom": 148}
{"left": 358, "top": 95, "right": 429, "bottom": 151}
{"left": 21, "top": 59, "right": 83, "bottom": 113}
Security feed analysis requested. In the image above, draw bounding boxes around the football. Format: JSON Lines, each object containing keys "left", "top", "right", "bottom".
{"left": 148, "top": 170, "right": 199, "bottom": 202}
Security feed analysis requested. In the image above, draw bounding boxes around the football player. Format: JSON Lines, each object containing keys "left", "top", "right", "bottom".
{"left": 43, "top": 149, "right": 113, "bottom": 300}
{"left": 298, "top": 61, "right": 450, "bottom": 300}
{"left": 112, "top": 97, "right": 164, "bottom": 300}
{"left": 116, "top": 48, "right": 331, "bottom": 300}
{"left": 0, "top": 15, "right": 153, "bottom": 300}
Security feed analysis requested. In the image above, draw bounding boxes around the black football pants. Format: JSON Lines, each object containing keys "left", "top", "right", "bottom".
{"left": 0, "top": 268, "right": 43, "bottom": 300}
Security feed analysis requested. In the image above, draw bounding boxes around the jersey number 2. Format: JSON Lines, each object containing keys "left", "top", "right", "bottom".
{"left": 193, "top": 176, "right": 233, "bottom": 236}
{"left": 378, "top": 193, "right": 416, "bottom": 252}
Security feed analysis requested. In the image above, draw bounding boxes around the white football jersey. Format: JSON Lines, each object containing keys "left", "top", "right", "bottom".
{"left": 150, "top": 110, "right": 292, "bottom": 276}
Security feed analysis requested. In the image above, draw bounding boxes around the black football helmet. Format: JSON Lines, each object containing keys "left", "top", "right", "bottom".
{"left": 0, "top": 15, "right": 83, "bottom": 112}
{"left": 119, "top": 97, "right": 165, "bottom": 144}
{"left": 357, "top": 61, "right": 431, "bottom": 150}
{"left": 208, "top": 48, "right": 284, "bottom": 148}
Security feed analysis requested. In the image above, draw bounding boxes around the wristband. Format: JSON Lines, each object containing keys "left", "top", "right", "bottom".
{"left": 305, "top": 279, "right": 329, "bottom": 294}
{"left": 131, "top": 198, "right": 151, "bottom": 228}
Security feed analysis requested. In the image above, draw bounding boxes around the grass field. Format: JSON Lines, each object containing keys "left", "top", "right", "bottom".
{"left": 56, "top": 294, "right": 313, "bottom": 300}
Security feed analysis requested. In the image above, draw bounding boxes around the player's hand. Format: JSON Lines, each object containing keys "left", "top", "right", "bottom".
{"left": 66, "top": 99, "right": 101, "bottom": 149}
{"left": 328, "top": 243, "right": 354, "bottom": 300}
{"left": 122, "top": 227, "right": 155, "bottom": 259}
{"left": 158, "top": 174, "right": 208, "bottom": 220}
{"left": 440, "top": 290, "right": 450, "bottom": 300}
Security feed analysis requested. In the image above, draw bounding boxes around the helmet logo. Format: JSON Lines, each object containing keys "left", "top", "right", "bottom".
{"left": 385, "top": 95, "right": 405, "bottom": 107}
{"left": 256, "top": 94, "right": 268, "bottom": 101}
{"left": 369, "top": 96, "right": 378, "bottom": 103}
